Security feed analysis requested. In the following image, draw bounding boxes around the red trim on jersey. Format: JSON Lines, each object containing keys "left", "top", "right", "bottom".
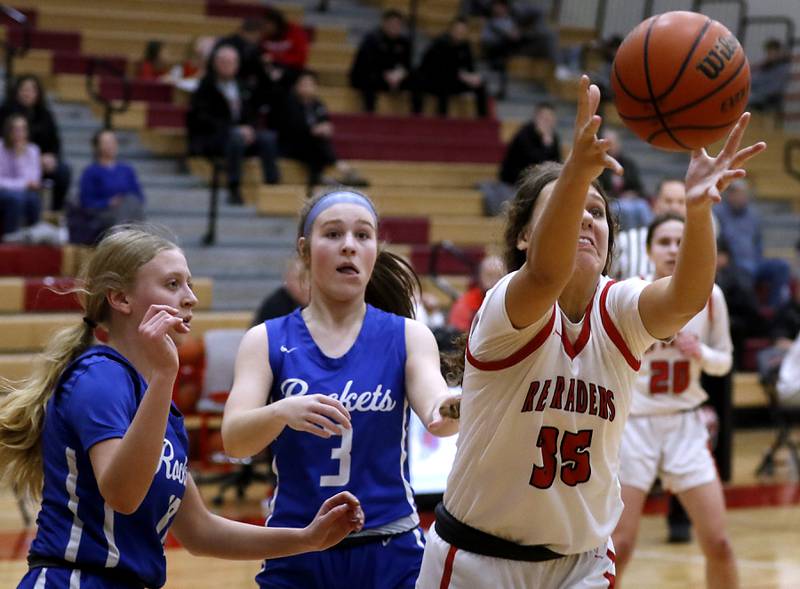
{"left": 607, "top": 548, "right": 616, "bottom": 562}
{"left": 561, "top": 295, "right": 593, "bottom": 359}
{"left": 599, "top": 280, "right": 641, "bottom": 371}
{"left": 439, "top": 545, "right": 458, "bottom": 589}
{"left": 604, "top": 571, "right": 616, "bottom": 588}
{"left": 465, "top": 306, "right": 556, "bottom": 371}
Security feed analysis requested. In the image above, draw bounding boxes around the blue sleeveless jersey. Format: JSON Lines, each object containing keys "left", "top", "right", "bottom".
{"left": 265, "top": 305, "right": 418, "bottom": 530}
{"left": 25, "top": 345, "right": 189, "bottom": 589}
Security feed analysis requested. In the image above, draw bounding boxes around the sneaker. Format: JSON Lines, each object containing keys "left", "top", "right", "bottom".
{"left": 668, "top": 522, "right": 692, "bottom": 544}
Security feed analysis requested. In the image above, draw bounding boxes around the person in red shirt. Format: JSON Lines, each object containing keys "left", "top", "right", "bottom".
{"left": 261, "top": 7, "right": 309, "bottom": 86}
{"left": 137, "top": 40, "right": 171, "bottom": 82}
{"left": 448, "top": 255, "right": 505, "bottom": 332}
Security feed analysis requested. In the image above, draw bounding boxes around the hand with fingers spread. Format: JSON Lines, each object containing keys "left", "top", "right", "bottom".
{"left": 278, "top": 394, "right": 352, "bottom": 438}
{"left": 138, "top": 304, "right": 189, "bottom": 378}
{"left": 684, "top": 112, "right": 767, "bottom": 210}
{"left": 567, "top": 75, "right": 624, "bottom": 183}
{"left": 304, "top": 491, "right": 364, "bottom": 551}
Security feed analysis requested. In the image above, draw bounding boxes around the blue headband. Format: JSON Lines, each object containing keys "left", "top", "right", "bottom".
{"left": 302, "top": 191, "right": 378, "bottom": 237}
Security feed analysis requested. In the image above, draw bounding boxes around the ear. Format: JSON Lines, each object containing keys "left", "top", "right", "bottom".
{"left": 106, "top": 289, "right": 132, "bottom": 315}
{"left": 516, "top": 225, "right": 531, "bottom": 252}
{"left": 297, "top": 237, "right": 310, "bottom": 265}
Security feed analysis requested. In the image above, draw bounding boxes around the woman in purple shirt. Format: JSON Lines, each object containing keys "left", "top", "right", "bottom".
{"left": 0, "top": 114, "right": 42, "bottom": 236}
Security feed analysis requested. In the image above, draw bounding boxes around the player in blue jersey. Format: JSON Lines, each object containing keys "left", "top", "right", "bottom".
{"left": 222, "top": 189, "right": 461, "bottom": 589}
{"left": 0, "top": 226, "right": 364, "bottom": 589}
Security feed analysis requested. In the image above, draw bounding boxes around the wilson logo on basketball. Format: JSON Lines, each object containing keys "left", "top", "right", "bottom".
{"left": 695, "top": 35, "right": 739, "bottom": 80}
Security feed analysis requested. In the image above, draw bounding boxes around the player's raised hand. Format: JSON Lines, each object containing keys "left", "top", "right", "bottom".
{"left": 684, "top": 112, "right": 766, "bottom": 209}
{"left": 278, "top": 394, "right": 351, "bottom": 438}
{"left": 568, "top": 75, "right": 623, "bottom": 182}
{"left": 138, "top": 304, "right": 188, "bottom": 377}
{"left": 304, "top": 491, "right": 364, "bottom": 551}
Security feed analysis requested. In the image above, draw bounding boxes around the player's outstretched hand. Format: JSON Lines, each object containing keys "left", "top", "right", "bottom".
{"left": 684, "top": 112, "right": 766, "bottom": 209}
{"left": 568, "top": 75, "right": 623, "bottom": 182}
{"left": 138, "top": 304, "right": 188, "bottom": 377}
{"left": 279, "top": 394, "right": 351, "bottom": 438}
{"left": 304, "top": 491, "right": 364, "bottom": 551}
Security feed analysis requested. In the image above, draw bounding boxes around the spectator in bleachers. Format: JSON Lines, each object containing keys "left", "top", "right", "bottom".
{"left": 349, "top": 9, "right": 413, "bottom": 113}
{"left": 167, "top": 36, "right": 216, "bottom": 94}
{"left": 481, "top": 0, "right": 520, "bottom": 100}
{"left": 213, "top": 17, "right": 269, "bottom": 96}
{"left": 0, "top": 74, "right": 71, "bottom": 211}
{"left": 448, "top": 254, "right": 505, "bottom": 332}
{"left": 252, "top": 256, "right": 309, "bottom": 325}
{"left": 715, "top": 179, "right": 790, "bottom": 308}
{"left": 599, "top": 128, "right": 649, "bottom": 231}
{"left": 0, "top": 114, "right": 41, "bottom": 237}
{"left": 273, "top": 70, "right": 365, "bottom": 189}
{"left": 71, "top": 129, "right": 145, "bottom": 245}
{"left": 749, "top": 38, "right": 792, "bottom": 112}
{"left": 261, "top": 7, "right": 309, "bottom": 87}
{"left": 137, "top": 40, "right": 172, "bottom": 82}
{"left": 187, "top": 45, "right": 280, "bottom": 205}
{"left": 613, "top": 177, "right": 686, "bottom": 280}
{"left": 482, "top": 102, "right": 560, "bottom": 215}
{"left": 777, "top": 329, "right": 800, "bottom": 403}
{"left": 768, "top": 278, "right": 800, "bottom": 349}
{"left": 716, "top": 236, "right": 762, "bottom": 369}
{"left": 414, "top": 18, "right": 489, "bottom": 118}
{"left": 500, "top": 102, "right": 560, "bottom": 185}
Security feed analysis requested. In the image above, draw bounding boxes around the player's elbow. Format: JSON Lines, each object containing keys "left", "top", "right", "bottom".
{"left": 101, "top": 488, "right": 145, "bottom": 515}
{"left": 220, "top": 418, "right": 253, "bottom": 459}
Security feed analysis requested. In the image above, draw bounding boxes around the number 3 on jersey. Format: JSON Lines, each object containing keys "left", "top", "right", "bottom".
{"left": 320, "top": 429, "right": 353, "bottom": 487}
{"left": 530, "top": 427, "right": 593, "bottom": 489}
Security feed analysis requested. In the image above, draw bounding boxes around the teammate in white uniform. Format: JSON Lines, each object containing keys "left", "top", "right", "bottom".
{"left": 612, "top": 214, "right": 738, "bottom": 589}
{"left": 416, "top": 76, "right": 764, "bottom": 589}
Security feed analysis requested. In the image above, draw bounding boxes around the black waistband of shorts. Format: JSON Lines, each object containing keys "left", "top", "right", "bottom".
{"left": 27, "top": 554, "right": 146, "bottom": 588}
{"left": 434, "top": 503, "right": 565, "bottom": 562}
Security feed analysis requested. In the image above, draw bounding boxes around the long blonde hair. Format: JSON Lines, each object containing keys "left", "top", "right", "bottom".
{"left": 0, "top": 226, "right": 177, "bottom": 500}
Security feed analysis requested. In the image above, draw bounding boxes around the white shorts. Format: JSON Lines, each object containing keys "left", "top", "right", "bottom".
{"left": 619, "top": 410, "right": 717, "bottom": 494}
{"left": 416, "top": 525, "right": 616, "bottom": 589}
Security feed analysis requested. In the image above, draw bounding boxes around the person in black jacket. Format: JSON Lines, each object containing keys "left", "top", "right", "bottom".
{"left": 349, "top": 10, "right": 413, "bottom": 113}
{"left": 252, "top": 256, "right": 309, "bottom": 325}
{"left": 414, "top": 18, "right": 488, "bottom": 117}
{"left": 187, "top": 45, "right": 279, "bottom": 204}
{"left": 0, "top": 74, "right": 71, "bottom": 210}
{"left": 273, "top": 70, "right": 365, "bottom": 189}
{"left": 499, "top": 102, "right": 560, "bottom": 185}
{"left": 211, "top": 17, "right": 270, "bottom": 102}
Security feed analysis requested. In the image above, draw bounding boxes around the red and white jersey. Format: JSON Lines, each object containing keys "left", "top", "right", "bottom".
{"left": 443, "top": 272, "right": 655, "bottom": 555}
{"left": 632, "top": 283, "right": 732, "bottom": 416}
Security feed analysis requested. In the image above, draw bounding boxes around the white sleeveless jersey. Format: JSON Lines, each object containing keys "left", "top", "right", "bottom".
{"left": 631, "top": 284, "right": 732, "bottom": 416}
{"left": 443, "top": 272, "right": 656, "bottom": 555}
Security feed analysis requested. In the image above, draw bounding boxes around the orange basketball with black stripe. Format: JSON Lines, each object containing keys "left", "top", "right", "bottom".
{"left": 611, "top": 11, "right": 750, "bottom": 151}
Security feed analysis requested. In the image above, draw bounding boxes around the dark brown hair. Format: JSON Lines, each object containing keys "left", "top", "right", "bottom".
{"left": 645, "top": 212, "right": 685, "bottom": 249}
{"left": 297, "top": 189, "right": 420, "bottom": 318}
{"left": 503, "top": 161, "right": 616, "bottom": 274}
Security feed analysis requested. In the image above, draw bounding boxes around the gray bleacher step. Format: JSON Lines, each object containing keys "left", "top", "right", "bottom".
{"left": 152, "top": 215, "right": 296, "bottom": 245}
{"left": 209, "top": 277, "right": 284, "bottom": 312}
{"left": 182, "top": 246, "right": 294, "bottom": 277}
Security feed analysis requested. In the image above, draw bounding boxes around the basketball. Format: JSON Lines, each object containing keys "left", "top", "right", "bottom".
{"left": 611, "top": 11, "right": 750, "bottom": 151}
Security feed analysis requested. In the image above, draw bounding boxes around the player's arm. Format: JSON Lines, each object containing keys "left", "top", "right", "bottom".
{"left": 404, "top": 319, "right": 459, "bottom": 437}
{"left": 170, "top": 474, "right": 364, "bottom": 559}
{"left": 89, "top": 305, "right": 187, "bottom": 515}
{"left": 699, "top": 287, "right": 733, "bottom": 376}
{"left": 506, "top": 75, "right": 622, "bottom": 328}
{"left": 639, "top": 113, "right": 765, "bottom": 340}
{"left": 222, "top": 325, "right": 351, "bottom": 458}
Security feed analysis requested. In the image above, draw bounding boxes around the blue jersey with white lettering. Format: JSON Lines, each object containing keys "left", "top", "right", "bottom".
{"left": 25, "top": 345, "right": 189, "bottom": 589}
{"left": 265, "top": 305, "right": 418, "bottom": 530}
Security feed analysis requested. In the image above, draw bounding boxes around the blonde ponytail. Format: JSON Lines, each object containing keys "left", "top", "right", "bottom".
{"left": 0, "top": 322, "right": 95, "bottom": 500}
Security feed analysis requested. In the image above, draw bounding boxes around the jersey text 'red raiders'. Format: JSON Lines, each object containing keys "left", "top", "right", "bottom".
{"left": 264, "top": 305, "right": 418, "bottom": 531}
{"left": 28, "top": 346, "right": 188, "bottom": 589}
{"left": 444, "top": 273, "right": 656, "bottom": 555}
